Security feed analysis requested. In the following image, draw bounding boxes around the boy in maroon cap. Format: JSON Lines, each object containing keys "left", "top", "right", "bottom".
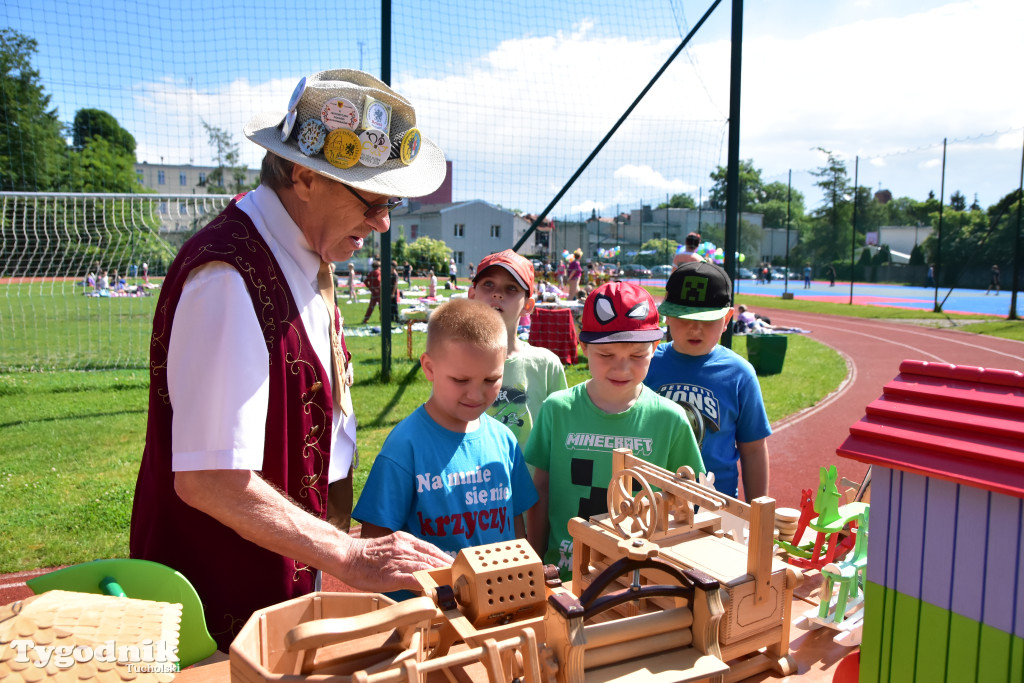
{"left": 468, "top": 249, "right": 567, "bottom": 449}
{"left": 524, "top": 281, "right": 704, "bottom": 580}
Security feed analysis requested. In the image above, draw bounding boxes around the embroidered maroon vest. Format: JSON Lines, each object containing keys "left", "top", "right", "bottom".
{"left": 130, "top": 197, "right": 333, "bottom": 650}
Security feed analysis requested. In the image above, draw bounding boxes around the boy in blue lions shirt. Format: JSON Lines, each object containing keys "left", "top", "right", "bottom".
{"left": 354, "top": 298, "right": 537, "bottom": 555}
{"left": 643, "top": 262, "right": 770, "bottom": 501}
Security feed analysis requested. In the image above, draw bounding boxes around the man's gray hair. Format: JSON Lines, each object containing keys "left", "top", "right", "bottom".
{"left": 260, "top": 151, "right": 296, "bottom": 191}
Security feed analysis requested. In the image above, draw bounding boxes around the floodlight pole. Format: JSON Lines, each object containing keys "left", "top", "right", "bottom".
{"left": 722, "top": 0, "right": 743, "bottom": 349}
{"left": 379, "top": 0, "right": 393, "bottom": 381}
{"left": 1009, "top": 130, "right": 1023, "bottom": 320}
{"left": 849, "top": 156, "right": 858, "bottom": 305}
{"left": 784, "top": 169, "right": 791, "bottom": 296}
{"left": 933, "top": 138, "right": 946, "bottom": 313}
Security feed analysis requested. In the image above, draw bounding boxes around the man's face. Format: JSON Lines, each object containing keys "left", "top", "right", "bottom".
{"left": 467, "top": 266, "right": 533, "bottom": 333}
{"left": 294, "top": 169, "right": 392, "bottom": 263}
{"left": 666, "top": 311, "right": 733, "bottom": 357}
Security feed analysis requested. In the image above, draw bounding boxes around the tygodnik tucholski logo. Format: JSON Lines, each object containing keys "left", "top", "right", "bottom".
{"left": 8, "top": 638, "right": 178, "bottom": 672}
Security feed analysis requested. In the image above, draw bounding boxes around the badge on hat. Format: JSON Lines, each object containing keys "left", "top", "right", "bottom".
{"left": 362, "top": 96, "right": 392, "bottom": 134}
{"left": 280, "top": 109, "right": 298, "bottom": 142}
{"left": 320, "top": 97, "right": 360, "bottom": 131}
{"left": 297, "top": 119, "right": 328, "bottom": 156}
{"left": 358, "top": 129, "right": 390, "bottom": 167}
{"left": 323, "top": 128, "right": 361, "bottom": 169}
{"left": 399, "top": 128, "right": 421, "bottom": 165}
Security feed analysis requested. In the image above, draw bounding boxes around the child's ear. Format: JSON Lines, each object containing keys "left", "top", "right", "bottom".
{"left": 420, "top": 352, "right": 434, "bottom": 381}
{"left": 466, "top": 285, "right": 477, "bottom": 300}
{"left": 521, "top": 296, "right": 536, "bottom": 316}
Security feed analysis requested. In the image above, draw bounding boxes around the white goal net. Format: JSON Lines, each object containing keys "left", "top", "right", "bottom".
{"left": 0, "top": 192, "right": 234, "bottom": 370}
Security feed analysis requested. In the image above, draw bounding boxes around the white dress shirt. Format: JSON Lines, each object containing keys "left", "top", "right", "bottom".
{"left": 167, "top": 184, "right": 356, "bottom": 482}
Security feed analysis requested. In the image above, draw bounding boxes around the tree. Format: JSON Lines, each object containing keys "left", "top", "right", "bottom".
{"left": 804, "top": 149, "right": 853, "bottom": 263}
{"left": 65, "top": 109, "right": 140, "bottom": 193}
{"left": 72, "top": 108, "right": 135, "bottom": 153}
{"left": 200, "top": 119, "right": 250, "bottom": 193}
{"left": 0, "top": 29, "right": 66, "bottom": 191}
{"left": 949, "top": 191, "right": 966, "bottom": 212}
{"left": 759, "top": 180, "right": 807, "bottom": 231}
{"left": 405, "top": 236, "right": 451, "bottom": 275}
{"left": 656, "top": 193, "right": 696, "bottom": 210}
{"left": 638, "top": 237, "right": 678, "bottom": 266}
{"left": 709, "top": 159, "right": 765, "bottom": 212}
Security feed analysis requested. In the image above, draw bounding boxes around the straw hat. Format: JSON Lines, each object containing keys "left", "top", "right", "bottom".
{"left": 244, "top": 69, "right": 446, "bottom": 198}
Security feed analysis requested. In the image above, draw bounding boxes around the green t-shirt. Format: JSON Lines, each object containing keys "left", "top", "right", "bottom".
{"left": 486, "top": 342, "right": 568, "bottom": 448}
{"left": 524, "top": 382, "right": 704, "bottom": 580}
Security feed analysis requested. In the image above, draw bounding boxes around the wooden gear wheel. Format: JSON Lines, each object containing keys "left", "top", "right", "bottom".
{"left": 606, "top": 467, "right": 659, "bottom": 540}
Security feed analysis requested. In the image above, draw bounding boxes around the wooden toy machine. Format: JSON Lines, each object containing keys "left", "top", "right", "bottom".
{"left": 568, "top": 449, "right": 803, "bottom": 682}
{"left": 231, "top": 537, "right": 730, "bottom": 682}
{"left": 228, "top": 448, "right": 804, "bottom": 682}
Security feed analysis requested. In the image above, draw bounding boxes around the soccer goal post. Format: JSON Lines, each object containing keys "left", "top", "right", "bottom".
{"left": 0, "top": 192, "right": 233, "bottom": 371}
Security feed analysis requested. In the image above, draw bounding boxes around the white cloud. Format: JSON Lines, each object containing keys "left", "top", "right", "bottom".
{"left": 569, "top": 199, "right": 606, "bottom": 215}
{"left": 613, "top": 165, "right": 697, "bottom": 194}
{"left": 127, "top": 0, "right": 1023, "bottom": 209}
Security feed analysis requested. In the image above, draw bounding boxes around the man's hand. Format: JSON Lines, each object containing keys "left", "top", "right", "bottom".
{"left": 340, "top": 532, "right": 452, "bottom": 593}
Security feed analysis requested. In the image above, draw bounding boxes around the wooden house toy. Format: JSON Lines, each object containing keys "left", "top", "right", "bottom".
{"left": 837, "top": 360, "right": 1024, "bottom": 682}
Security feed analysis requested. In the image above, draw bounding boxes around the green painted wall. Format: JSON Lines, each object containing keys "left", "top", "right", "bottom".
{"left": 860, "top": 581, "right": 1024, "bottom": 682}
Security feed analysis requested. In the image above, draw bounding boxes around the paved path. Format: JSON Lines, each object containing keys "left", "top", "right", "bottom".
{"left": 758, "top": 307, "right": 1024, "bottom": 509}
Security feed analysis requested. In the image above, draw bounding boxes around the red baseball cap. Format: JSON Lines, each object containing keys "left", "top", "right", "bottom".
{"left": 580, "top": 281, "right": 662, "bottom": 344}
{"left": 473, "top": 249, "right": 534, "bottom": 296}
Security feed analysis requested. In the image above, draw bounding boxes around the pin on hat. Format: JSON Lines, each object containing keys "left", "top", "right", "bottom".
{"left": 580, "top": 281, "right": 663, "bottom": 344}
{"left": 244, "top": 69, "right": 446, "bottom": 198}
{"left": 474, "top": 249, "right": 534, "bottom": 296}
{"left": 659, "top": 262, "right": 733, "bottom": 321}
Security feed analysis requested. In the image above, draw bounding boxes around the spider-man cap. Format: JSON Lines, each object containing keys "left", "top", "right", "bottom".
{"left": 580, "top": 281, "right": 663, "bottom": 344}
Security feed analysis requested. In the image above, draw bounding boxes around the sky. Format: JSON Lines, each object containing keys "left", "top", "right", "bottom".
{"left": 5, "top": 0, "right": 1023, "bottom": 219}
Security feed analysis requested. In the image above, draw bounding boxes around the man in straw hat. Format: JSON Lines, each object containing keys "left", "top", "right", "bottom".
{"left": 130, "top": 69, "right": 452, "bottom": 650}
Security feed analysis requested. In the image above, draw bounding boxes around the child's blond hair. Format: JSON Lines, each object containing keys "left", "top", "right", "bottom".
{"left": 426, "top": 298, "right": 506, "bottom": 356}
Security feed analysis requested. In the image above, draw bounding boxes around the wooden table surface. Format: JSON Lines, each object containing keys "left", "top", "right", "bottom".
{"left": 177, "top": 572, "right": 858, "bottom": 683}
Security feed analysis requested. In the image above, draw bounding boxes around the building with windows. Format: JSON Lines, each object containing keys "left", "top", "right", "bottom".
{"left": 134, "top": 161, "right": 259, "bottom": 194}
{"left": 389, "top": 199, "right": 537, "bottom": 276}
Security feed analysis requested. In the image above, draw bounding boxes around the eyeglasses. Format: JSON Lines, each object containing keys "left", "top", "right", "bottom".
{"left": 343, "top": 184, "right": 406, "bottom": 217}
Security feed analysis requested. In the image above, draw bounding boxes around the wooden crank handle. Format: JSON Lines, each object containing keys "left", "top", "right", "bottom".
{"left": 285, "top": 596, "right": 438, "bottom": 652}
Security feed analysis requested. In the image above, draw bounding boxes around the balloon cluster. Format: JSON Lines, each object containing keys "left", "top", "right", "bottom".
{"left": 597, "top": 245, "right": 621, "bottom": 259}
{"left": 676, "top": 241, "right": 745, "bottom": 266}
{"left": 561, "top": 249, "right": 571, "bottom": 261}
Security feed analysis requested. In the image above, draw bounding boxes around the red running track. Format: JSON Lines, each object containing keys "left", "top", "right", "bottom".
{"left": 758, "top": 307, "right": 1024, "bottom": 509}
{"left": 3, "top": 311, "right": 1022, "bottom": 605}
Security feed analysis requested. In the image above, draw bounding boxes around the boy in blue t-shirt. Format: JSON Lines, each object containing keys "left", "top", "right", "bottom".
{"left": 643, "top": 262, "right": 771, "bottom": 500}
{"left": 353, "top": 298, "right": 537, "bottom": 556}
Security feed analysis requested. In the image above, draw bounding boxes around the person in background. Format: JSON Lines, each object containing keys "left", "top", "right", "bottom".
{"left": 803, "top": 263, "right": 812, "bottom": 289}
{"left": 403, "top": 260, "right": 412, "bottom": 286}
{"left": 566, "top": 249, "right": 583, "bottom": 299}
{"left": 467, "top": 250, "right": 567, "bottom": 449}
{"left": 130, "top": 69, "right": 451, "bottom": 650}
{"left": 448, "top": 257, "right": 458, "bottom": 289}
{"left": 985, "top": 264, "right": 1000, "bottom": 295}
{"left": 673, "top": 232, "right": 704, "bottom": 268}
{"left": 347, "top": 263, "right": 358, "bottom": 303}
{"left": 468, "top": 262, "right": 476, "bottom": 279}
{"left": 362, "top": 260, "right": 382, "bottom": 324}
{"left": 427, "top": 268, "right": 437, "bottom": 298}
{"left": 644, "top": 262, "right": 770, "bottom": 501}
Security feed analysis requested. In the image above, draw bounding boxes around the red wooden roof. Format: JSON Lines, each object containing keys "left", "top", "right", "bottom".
{"left": 837, "top": 360, "right": 1024, "bottom": 500}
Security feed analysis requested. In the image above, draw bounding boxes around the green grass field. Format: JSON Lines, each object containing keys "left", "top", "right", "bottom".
{"left": 3, "top": 276, "right": 1019, "bottom": 572}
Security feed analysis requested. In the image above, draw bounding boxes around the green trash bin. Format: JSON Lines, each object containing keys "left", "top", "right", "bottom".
{"left": 746, "top": 333, "right": 787, "bottom": 375}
